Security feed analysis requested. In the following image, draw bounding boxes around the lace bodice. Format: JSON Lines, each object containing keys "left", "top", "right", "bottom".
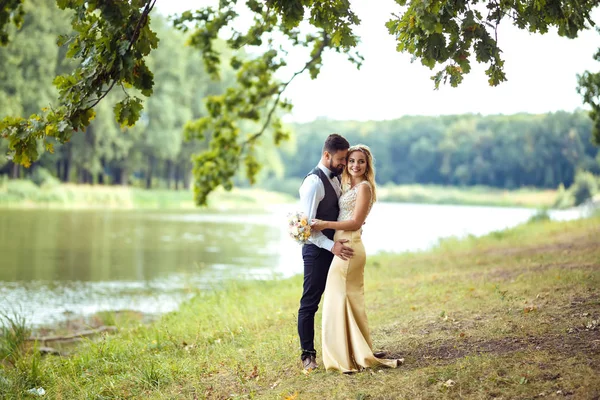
{"left": 338, "top": 181, "right": 373, "bottom": 221}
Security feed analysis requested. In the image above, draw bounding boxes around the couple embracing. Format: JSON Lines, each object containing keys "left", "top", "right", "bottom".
{"left": 297, "top": 133, "right": 402, "bottom": 373}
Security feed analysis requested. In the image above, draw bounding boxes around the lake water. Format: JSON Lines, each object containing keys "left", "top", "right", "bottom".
{"left": 0, "top": 203, "right": 584, "bottom": 326}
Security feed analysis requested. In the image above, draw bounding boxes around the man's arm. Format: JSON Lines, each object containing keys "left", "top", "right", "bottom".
{"left": 298, "top": 175, "right": 335, "bottom": 251}
{"left": 312, "top": 184, "right": 371, "bottom": 232}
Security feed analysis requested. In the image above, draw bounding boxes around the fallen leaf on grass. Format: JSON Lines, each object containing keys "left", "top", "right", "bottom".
{"left": 443, "top": 379, "right": 455, "bottom": 388}
{"left": 524, "top": 305, "right": 538, "bottom": 313}
{"left": 183, "top": 343, "right": 196, "bottom": 352}
{"left": 247, "top": 365, "right": 259, "bottom": 380}
{"left": 585, "top": 320, "right": 598, "bottom": 330}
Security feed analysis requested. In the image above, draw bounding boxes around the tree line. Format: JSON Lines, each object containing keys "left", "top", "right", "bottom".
{"left": 276, "top": 112, "right": 599, "bottom": 190}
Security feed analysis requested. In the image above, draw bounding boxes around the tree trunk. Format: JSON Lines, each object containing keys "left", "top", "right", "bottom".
{"left": 56, "top": 160, "right": 62, "bottom": 179}
{"left": 78, "top": 167, "right": 92, "bottom": 184}
{"left": 98, "top": 158, "right": 106, "bottom": 185}
{"left": 120, "top": 168, "right": 127, "bottom": 186}
{"left": 183, "top": 162, "right": 191, "bottom": 190}
{"left": 166, "top": 160, "right": 174, "bottom": 190}
{"left": 11, "top": 163, "right": 20, "bottom": 179}
{"left": 146, "top": 155, "right": 154, "bottom": 189}
{"left": 62, "top": 143, "right": 72, "bottom": 182}
{"left": 113, "top": 167, "right": 122, "bottom": 185}
{"left": 175, "top": 163, "right": 180, "bottom": 190}
{"left": 85, "top": 124, "right": 96, "bottom": 185}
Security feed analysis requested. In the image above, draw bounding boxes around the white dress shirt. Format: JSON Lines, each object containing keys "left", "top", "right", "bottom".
{"left": 298, "top": 163, "right": 342, "bottom": 251}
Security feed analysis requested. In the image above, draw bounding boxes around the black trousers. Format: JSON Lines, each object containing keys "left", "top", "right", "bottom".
{"left": 298, "top": 243, "right": 334, "bottom": 358}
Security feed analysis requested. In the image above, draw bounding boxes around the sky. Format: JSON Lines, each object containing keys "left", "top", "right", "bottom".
{"left": 156, "top": 1, "right": 600, "bottom": 122}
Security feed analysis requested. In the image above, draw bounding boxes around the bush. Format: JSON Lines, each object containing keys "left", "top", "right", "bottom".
{"left": 552, "top": 183, "right": 575, "bottom": 209}
{"left": 527, "top": 208, "right": 550, "bottom": 223}
{"left": 30, "top": 167, "right": 60, "bottom": 188}
{"left": 5, "top": 180, "right": 39, "bottom": 200}
{"left": 1, "top": 179, "right": 67, "bottom": 204}
{"left": 571, "top": 171, "right": 598, "bottom": 206}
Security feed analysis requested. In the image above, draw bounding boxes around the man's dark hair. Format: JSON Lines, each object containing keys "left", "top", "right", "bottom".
{"left": 323, "top": 133, "right": 350, "bottom": 154}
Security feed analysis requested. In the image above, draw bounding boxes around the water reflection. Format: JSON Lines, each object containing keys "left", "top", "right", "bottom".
{"left": 0, "top": 209, "right": 285, "bottom": 325}
{"left": 0, "top": 210, "right": 281, "bottom": 283}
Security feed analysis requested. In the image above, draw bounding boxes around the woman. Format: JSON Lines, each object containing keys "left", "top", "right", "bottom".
{"left": 311, "top": 144, "right": 400, "bottom": 372}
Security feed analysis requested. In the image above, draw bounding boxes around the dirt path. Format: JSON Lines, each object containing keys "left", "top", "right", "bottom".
{"left": 393, "top": 329, "right": 600, "bottom": 370}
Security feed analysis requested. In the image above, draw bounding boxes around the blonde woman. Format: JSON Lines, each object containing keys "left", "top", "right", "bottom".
{"left": 311, "top": 144, "right": 400, "bottom": 372}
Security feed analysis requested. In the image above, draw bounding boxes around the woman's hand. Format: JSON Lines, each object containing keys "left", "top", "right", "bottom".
{"left": 310, "top": 219, "right": 328, "bottom": 232}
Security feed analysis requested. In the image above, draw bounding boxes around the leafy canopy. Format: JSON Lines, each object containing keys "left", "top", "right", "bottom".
{"left": 0, "top": 0, "right": 598, "bottom": 205}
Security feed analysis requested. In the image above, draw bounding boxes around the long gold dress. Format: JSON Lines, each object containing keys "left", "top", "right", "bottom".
{"left": 322, "top": 181, "right": 398, "bottom": 372}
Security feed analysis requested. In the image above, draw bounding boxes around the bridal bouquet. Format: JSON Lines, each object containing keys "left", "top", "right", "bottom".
{"left": 287, "top": 211, "right": 311, "bottom": 244}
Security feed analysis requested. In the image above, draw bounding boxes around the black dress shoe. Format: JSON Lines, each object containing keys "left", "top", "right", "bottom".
{"left": 373, "top": 351, "right": 386, "bottom": 358}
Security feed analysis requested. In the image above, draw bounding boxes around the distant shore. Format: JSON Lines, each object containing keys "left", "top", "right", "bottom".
{"left": 0, "top": 180, "right": 294, "bottom": 211}
{"left": 377, "top": 184, "right": 558, "bottom": 209}
{"left": 0, "top": 179, "right": 560, "bottom": 210}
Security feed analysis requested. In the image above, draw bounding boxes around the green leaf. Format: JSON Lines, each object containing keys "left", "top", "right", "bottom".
{"left": 114, "top": 97, "right": 144, "bottom": 127}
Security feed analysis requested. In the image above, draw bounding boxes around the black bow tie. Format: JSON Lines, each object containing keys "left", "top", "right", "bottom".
{"left": 329, "top": 173, "right": 341, "bottom": 183}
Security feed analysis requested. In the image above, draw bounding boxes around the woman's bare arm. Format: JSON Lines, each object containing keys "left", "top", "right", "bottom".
{"left": 312, "top": 183, "right": 371, "bottom": 232}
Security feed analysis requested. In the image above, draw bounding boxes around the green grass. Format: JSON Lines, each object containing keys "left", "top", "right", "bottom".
{"left": 378, "top": 184, "right": 558, "bottom": 208}
{"left": 1, "top": 178, "right": 562, "bottom": 210}
{"left": 0, "top": 180, "right": 294, "bottom": 210}
{"left": 0, "top": 313, "right": 30, "bottom": 366}
{"left": 1, "top": 217, "right": 599, "bottom": 399}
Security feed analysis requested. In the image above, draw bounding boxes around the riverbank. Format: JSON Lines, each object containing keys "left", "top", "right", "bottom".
{"left": 264, "top": 177, "right": 561, "bottom": 208}
{"left": 0, "top": 180, "right": 294, "bottom": 210}
{"left": 0, "top": 179, "right": 560, "bottom": 210}
{"left": 1, "top": 213, "right": 598, "bottom": 398}
{"left": 377, "top": 184, "right": 558, "bottom": 208}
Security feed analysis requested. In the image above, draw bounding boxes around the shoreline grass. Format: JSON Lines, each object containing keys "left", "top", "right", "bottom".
{"left": 0, "top": 179, "right": 561, "bottom": 210}
{"left": 0, "top": 180, "right": 294, "bottom": 211}
{"left": 377, "top": 183, "right": 558, "bottom": 209}
{"left": 1, "top": 214, "right": 598, "bottom": 399}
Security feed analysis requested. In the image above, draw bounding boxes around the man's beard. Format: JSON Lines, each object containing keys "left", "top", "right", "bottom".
{"left": 329, "top": 161, "right": 344, "bottom": 176}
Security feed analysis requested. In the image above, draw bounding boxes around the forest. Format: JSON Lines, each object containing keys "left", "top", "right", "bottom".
{"left": 1, "top": 0, "right": 598, "bottom": 202}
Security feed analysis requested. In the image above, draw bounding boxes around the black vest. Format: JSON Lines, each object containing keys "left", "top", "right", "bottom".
{"left": 305, "top": 167, "right": 340, "bottom": 241}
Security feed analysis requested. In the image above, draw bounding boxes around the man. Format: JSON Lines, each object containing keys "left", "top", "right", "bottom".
{"left": 297, "top": 133, "right": 354, "bottom": 372}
